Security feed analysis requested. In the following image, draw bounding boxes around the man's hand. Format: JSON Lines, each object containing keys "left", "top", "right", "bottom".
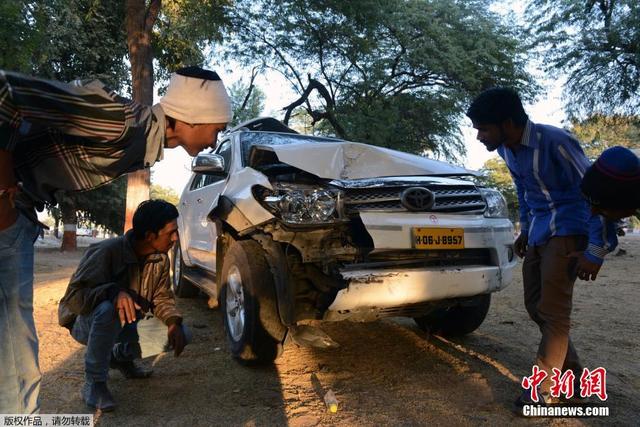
{"left": 116, "top": 291, "right": 141, "bottom": 326}
{"left": 567, "top": 251, "right": 602, "bottom": 281}
{"left": 514, "top": 233, "right": 528, "bottom": 258}
{"left": 168, "top": 324, "right": 186, "bottom": 357}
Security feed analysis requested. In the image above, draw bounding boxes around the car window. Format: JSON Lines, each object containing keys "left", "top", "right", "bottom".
{"left": 216, "top": 140, "right": 232, "bottom": 174}
{"left": 189, "top": 173, "right": 207, "bottom": 191}
{"left": 240, "top": 132, "right": 337, "bottom": 166}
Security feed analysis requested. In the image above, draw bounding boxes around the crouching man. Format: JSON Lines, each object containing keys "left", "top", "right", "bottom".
{"left": 58, "top": 199, "right": 191, "bottom": 411}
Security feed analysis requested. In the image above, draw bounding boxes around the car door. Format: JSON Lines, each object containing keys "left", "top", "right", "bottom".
{"left": 181, "top": 140, "right": 233, "bottom": 272}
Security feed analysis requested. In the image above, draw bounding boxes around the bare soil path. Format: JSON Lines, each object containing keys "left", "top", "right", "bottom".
{"left": 35, "top": 236, "right": 640, "bottom": 426}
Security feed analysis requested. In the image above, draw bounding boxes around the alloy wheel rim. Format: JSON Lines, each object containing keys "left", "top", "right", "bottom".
{"left": 225, "top": 265, "right": 245, "bottom": 341}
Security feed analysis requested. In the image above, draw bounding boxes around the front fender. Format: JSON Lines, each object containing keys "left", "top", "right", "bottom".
{"left": 207, "top": 167, "right": 275, "bottom": 234}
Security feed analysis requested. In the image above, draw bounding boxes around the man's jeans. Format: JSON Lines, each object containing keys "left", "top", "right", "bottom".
{"left": 0, "top": 213, "right": 40, "bottom": 414}
{"left": 71, "top": 300, "right": 192, "bottom": 384}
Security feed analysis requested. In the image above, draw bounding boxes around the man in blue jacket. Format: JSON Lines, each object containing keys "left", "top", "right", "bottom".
{"left": 466, "top": 88, "right": 617, "bottom": 410}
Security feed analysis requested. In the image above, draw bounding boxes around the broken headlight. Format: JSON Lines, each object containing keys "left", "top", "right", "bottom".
{"left": 479, "top": 188, "right": 509, "bottom": 218}
{"left": 254, "top": 185, "right": 343, "bottom": 224}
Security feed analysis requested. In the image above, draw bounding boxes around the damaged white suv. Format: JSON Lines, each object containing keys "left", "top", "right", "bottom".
{"left": 173, "top": 118, "right": 516, "bottom": 364}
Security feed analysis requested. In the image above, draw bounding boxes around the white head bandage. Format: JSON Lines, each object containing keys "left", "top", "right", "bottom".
{"left": 159, "top": 66, "right": 232, "bottom": 124}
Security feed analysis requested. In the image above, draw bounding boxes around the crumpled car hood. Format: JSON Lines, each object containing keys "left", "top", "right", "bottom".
{"left": 250, "top": 140, "right": 474, "bottom": 180}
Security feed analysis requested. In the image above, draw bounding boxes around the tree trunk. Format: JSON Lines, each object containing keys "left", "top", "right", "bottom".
{"left": 124, "top": 0, "right": 161, "bottom": 231}
{"left": 53, "top": 215, "right": 59, "bottom": 239}
{"left": 60, "top": 194, "right": 77, "bottom": 252}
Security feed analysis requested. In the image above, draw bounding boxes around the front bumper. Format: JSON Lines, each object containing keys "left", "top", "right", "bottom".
{"left": 324, "top": 262, "right": 515, "bottom": 321}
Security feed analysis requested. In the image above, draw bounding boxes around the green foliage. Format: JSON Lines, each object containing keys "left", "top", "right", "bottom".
{"left": 226, "top": 0, "right": 536, "bottom": 160}
{"left": 150, "top": 184, "right": 180, "bottom": 206}
{"left": 30, "top": 0, "right": 129, "bottom": 89}
{"left": 73, "top": 176, "right": 127, "bottom": 234}
{"left": 527, "top": 0, "right": 640, "bottom": 117}
{"left": 479, "top": 157, "right": 519, "bottom": 223}
{"left": 228, "top": 80, "right": 266, "bottom": 125}
{"left": 569, "top": 114, "right": 640, "bottom": 159}
{"left": 0, "top": 2, "right": 40, "bottom": 73}
{"left": 153, "top": 0, "right": 232, "bottom": 86}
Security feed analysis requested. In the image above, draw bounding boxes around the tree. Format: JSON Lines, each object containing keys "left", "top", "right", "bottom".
{"left": 150, "top": 184, "right": 180, "bottom": 206}
{"left": 123, "top": 0, "right": 231, "bottom": 230}
{"left": 527, "top": 0, "right": 640, "bottom": 117}
{"left": 0, "top": 2, "right": 42, "bottom": 73}
{"left": 29, "top": 0, "right": 129, "bottom": 87}
{"left": 229, "top": 78, "right": 266, "bottom": 126}
{"left": 74, "top": 177, "right": 127, "bottom": 235}
{"left": 226, "top": 0, "right": 536, "bottom": 161}
{"left": 479, "top": 158, "right": 519, "bottom": 223}
{"left": 570, "top": 114, "right": 640, "bottom": 159}
{"left": 123, "top": 0, "right": 161, "bottom": 232}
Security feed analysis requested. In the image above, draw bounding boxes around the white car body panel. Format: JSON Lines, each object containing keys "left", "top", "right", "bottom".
{"left": 323, "top": 211, "right": 516, "bottom": 320}
{"left": 325, "top": 265, "right": 508, "bottom": 321}
{"left": 220, "top": 167, "right": 275, "bottom": 229}
{"left": 359, "top": 212, "right": 513, "bottom": 250}
{"left": 256, "top": 140, "right": 473, "bottom": 180}
{"left": 184, "top": 179, "right": 225, "bottom": 268}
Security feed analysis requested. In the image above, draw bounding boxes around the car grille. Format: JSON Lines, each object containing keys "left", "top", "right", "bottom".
{"left": 341, "top": 248, "right": 494, "bottom": 270}
{"left": 343, "top": 185, "right": 486, "bottom": 214}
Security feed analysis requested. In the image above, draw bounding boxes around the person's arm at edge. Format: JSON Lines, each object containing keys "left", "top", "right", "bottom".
{"left": 556, "top": 132, "right": 618, "bottom": 279}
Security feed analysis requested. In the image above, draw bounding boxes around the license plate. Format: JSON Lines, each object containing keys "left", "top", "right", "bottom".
{"left": 412, "top": 227, "right": 464, "bottom": 249}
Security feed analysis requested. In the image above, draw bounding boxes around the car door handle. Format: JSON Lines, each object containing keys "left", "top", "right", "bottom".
{"left": 196, "top": 198, "right": 203, "bottom": 204}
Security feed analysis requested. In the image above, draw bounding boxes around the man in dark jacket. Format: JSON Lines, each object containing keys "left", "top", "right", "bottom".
{"left": 58, "top": 199, "right": 190, "bottom": 411}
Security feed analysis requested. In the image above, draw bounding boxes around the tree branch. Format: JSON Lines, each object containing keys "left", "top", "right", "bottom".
{"left": 145, "top": 0, "right": 161, "bottom": 32}
{"left": 282, "top": 77, "right": 347, "bottom": 138}
{"left": 238, "top": 66, "right": 260, "bottom": 115}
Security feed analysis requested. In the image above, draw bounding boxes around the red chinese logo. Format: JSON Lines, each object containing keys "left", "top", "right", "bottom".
{"left": 549, "top": 368, "right": 575, "bottom": 399}
{"left": 522, "top": 366, "right": 608, "bottom": 402}
{"left": 521, "top": 365, "right": 547, "bottom": 402}
{"left": 579, "top": 367, "right": 608, "bottom": 401}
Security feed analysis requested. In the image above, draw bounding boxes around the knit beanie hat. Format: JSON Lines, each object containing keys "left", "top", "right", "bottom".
{"left": 581, "top": 146, "right": 640, "bottom": 209}
{"left": 159, "top": 66, "right": 232, "bottom": 124}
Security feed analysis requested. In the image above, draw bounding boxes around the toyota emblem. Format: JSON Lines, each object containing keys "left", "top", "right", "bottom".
{"left": 400, "top": 187, "right": 435, "bottom": 211}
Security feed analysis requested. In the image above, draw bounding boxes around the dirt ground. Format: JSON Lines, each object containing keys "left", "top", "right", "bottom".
{"left": 34, "top": 235, "right": 639, "bottom": 426}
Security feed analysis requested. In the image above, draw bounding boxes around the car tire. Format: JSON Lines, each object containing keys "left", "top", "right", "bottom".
{"left": 414, "top": 294, "right": 491, "bottom": 337}
{"left": 171, "top": 241, "right": 199, "bottom": 298}
{"left": 220, "top": 240, "right": 287, "bottom": 365}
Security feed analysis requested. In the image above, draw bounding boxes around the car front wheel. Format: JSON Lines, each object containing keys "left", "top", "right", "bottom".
{"left": 220, "top": 240, "right": 287, "bottom": 365}
{"left": 414, "top": 294, "right": 491, "bottom": 337}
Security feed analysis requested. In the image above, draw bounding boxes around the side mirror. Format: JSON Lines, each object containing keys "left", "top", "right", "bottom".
{"left": 191, "top": 153, "right": 225, "bottom": 175}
